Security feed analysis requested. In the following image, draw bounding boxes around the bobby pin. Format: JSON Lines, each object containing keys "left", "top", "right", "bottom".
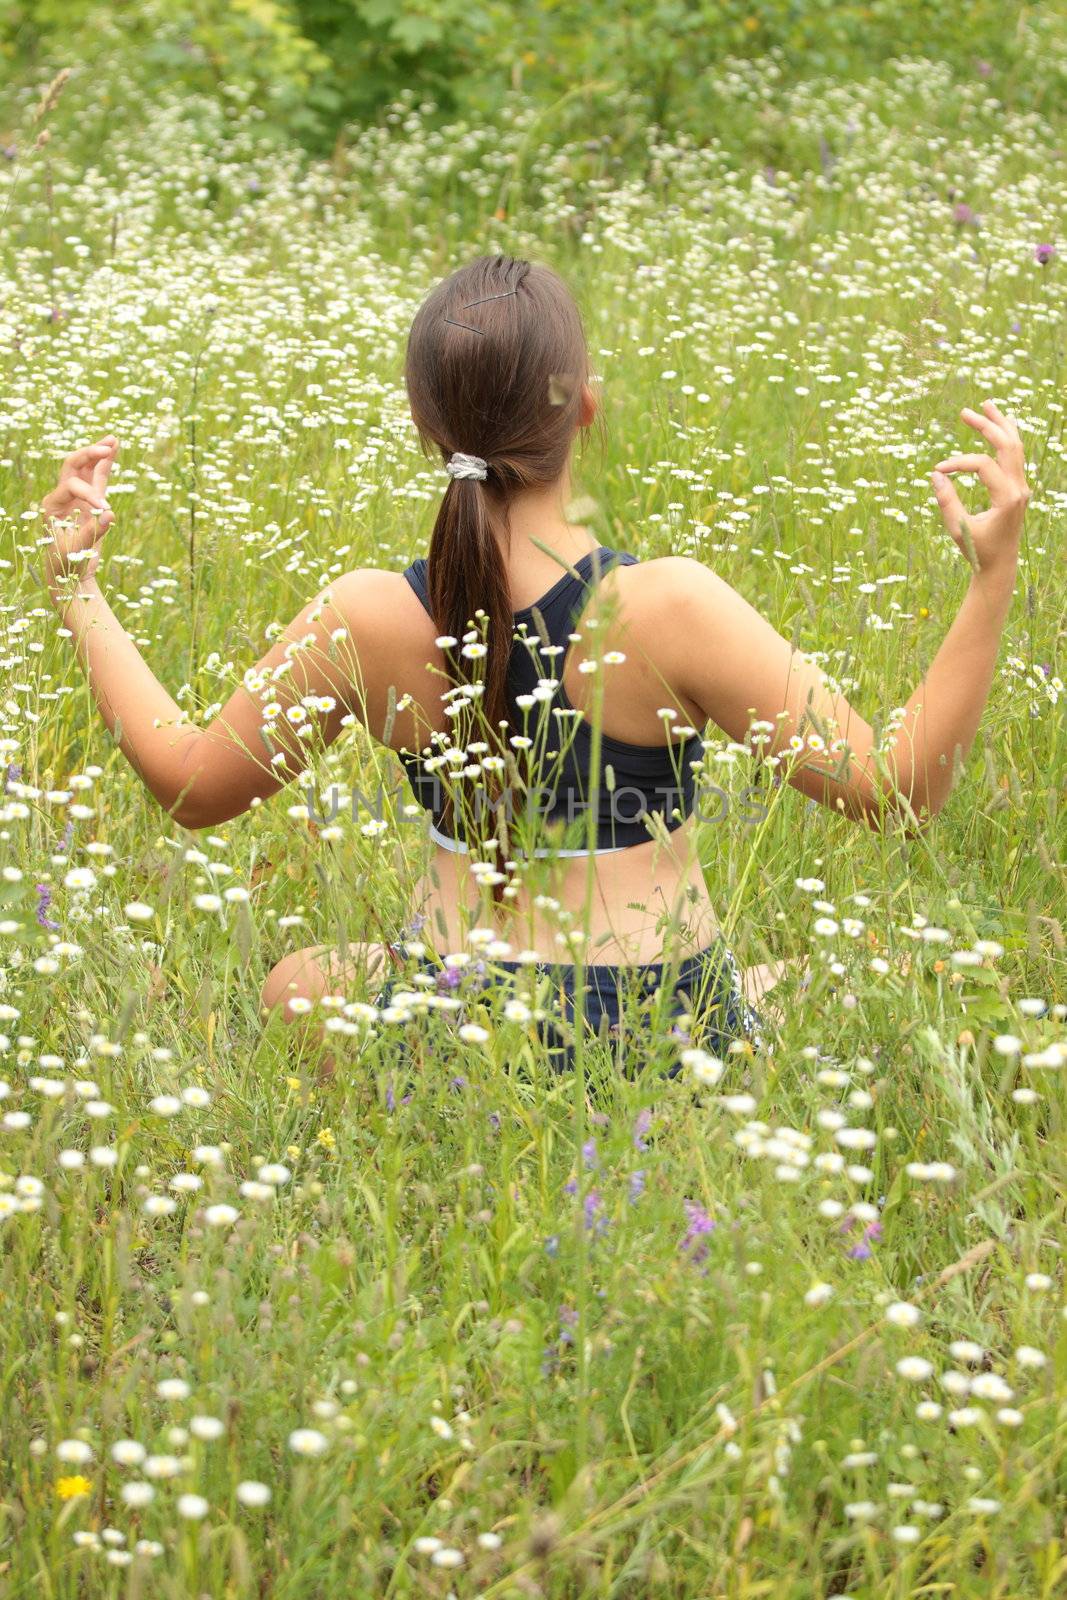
{"left": 462, "top": 288, "right": 520, "bottom": 307}
{"left": 443, "top": 285, "right": 520, "bottom": 333}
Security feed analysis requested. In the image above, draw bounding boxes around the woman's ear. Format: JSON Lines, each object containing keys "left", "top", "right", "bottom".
{"left": 578, "top": 382, "right": 597, "bottom": 429}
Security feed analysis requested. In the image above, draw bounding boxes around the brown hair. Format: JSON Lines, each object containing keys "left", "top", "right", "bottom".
{"left": 404, "top": 254, "right": 595, "bottom": 756}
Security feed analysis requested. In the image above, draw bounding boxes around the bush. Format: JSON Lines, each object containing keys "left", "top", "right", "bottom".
{"left": 3, "top": 0, "right": 1065, "bottom": 157}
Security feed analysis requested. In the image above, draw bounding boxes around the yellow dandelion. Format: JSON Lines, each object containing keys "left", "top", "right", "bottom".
{"left": 56, "top": 1475, "right": 92, "bottom": 1500}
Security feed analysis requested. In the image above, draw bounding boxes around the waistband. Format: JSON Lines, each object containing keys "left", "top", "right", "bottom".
{"left": 427, "top": 819, "right": 630, "bottom": 860}
{"left": 388, "top": 938, "right": 734, "bottom": 987}
{"left": 490, "top": 942, "right": 733, "bottom": 984}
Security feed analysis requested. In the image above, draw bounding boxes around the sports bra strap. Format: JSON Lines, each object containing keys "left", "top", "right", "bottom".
{"left": 402, "top": 545, "right": 635, "bottom": 633}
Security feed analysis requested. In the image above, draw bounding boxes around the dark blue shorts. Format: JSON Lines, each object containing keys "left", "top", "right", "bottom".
{"left": 373, "top": 939, "right": 763, "bottom": 1075}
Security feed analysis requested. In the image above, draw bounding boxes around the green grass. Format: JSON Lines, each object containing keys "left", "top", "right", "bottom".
{"left": 0, "top": 46, "right": 1066, "bottom": 1600}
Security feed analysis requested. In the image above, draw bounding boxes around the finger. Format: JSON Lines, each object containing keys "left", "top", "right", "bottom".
{"left": 931, "top": 470, "right": 968, "bottom": 537}
{"left": 980, "top": 398, "right": 1026, "bottom": 457}
{"left": 960, "top": 406, "right": 1008, "bottom": 449}
{"left": 987, "top": 404, "right": 1027, "bottom": 472}
{"left": 985, "top": 396, "right": 1023, "bottom": 454}
{"left": 56, "top": 474, "right": 109, "bottom": 513}
{"left": 89, "top": 446, "right": 116, "bottom": 500}
{"left": 62, "top": 441, "right": 114, "bottom": 479}
{"left": 960, "top": 423, "right": 1026, "bottom": 487}
{"left": 931, "top": 453, "right": 1013, "bottom": 502}
{"left": 981, "top": 399, "right": 1014, "bottom": 433}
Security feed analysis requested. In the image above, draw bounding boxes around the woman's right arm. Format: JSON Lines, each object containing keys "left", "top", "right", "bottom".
{"left": 658, "top": 400, "right": 1031, "bottom": 828}
{"left": 39, "top": 436, "right": 409, "bottom": 829}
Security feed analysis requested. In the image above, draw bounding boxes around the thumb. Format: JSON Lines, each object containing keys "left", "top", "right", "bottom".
{"left": 931, "top": 470, "right": 966, "bottom": 538}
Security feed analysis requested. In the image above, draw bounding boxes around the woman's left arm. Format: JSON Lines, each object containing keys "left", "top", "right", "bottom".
{"left": 40, "top": 435, "right": 386, "bottom": 828}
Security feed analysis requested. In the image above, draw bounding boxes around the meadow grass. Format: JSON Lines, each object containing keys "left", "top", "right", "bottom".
{"left": 0, "top": 51, "right": 1065, "bottom": 1599}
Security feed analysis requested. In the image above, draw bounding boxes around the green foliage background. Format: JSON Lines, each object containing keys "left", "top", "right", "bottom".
{"left": 4, "top": 0, "right": 1066, "bottom": 155}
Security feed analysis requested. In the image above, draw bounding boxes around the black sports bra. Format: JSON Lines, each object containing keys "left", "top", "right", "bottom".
{"left": 399, "top": 546, "right": 704, "bottom": 856}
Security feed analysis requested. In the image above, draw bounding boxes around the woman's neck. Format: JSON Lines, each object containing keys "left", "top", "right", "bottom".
{"left": 488, "top": 473, "right": 601, "bottom": 573}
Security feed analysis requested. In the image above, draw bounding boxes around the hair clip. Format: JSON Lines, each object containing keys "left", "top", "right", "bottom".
{"left": 443, "top": 285, "right": 520, "bottom": 335}
{"left": 462, "top": 287, "right": 520, "bottom": 308}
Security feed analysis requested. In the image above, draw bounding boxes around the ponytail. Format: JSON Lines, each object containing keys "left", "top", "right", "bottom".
{"left": 427, "top": 469, "right": 514, "bottom": 856}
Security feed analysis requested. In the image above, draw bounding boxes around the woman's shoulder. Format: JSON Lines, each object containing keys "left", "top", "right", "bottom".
{"left": 325, "top": 566, "right": 437, "bottom": 633}
{"left": 613, "top": 553, "right": 721, "bottom": 607}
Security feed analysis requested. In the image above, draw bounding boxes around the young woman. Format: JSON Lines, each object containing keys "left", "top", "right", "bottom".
{"left": 40, "top": 253, "right": 1030, "bottom": 1069}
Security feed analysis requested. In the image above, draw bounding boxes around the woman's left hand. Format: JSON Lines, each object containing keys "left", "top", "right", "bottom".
{"left": 39, "top": 435, "right": 118, "bottom": 598}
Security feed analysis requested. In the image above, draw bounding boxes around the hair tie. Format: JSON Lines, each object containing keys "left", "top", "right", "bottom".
{"left": 446, "top": 452, "right": 488, "bottom": 481}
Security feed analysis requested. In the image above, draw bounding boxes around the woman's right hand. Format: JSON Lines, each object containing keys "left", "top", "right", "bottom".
{"left": 930, "top": 400, "right": 1030, "bottom": 579}
{"left": 39, "top": 435, "right": 117, "bottom": 599}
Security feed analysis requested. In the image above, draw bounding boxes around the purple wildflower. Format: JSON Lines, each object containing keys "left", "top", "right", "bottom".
{"left": 581, "top": 1138, "right": 598, "bottom": 1170}
{"left": 628, "top": 1169, "right": 646, "bottom": 1204}
{"left": 840, "top": 1215, "right": 883, "bottom": 1260}
{"left": 680, "top": 1200, "right": 716, "bottom": 1265}
{"left": 2, "top": 145, "right": 17, "bottom": 161}
{"left": 953, "top": 202, "right": 979, "bottom": 227}
{"left": 1034, "top": 242, "right": 1057, "bottom": 266}
{"left": 632, "top": 1108, "right": 652, "bottom": 1151}
{"left": 435, "top": 965, "right": 463, "bottom": 993}
{"left": 976, "top": 59, "right": 992, "bottom": 77}
{"left": 543, "top": 1304, "right": 583, "bottom": 1374}
{"left": 583, "top": 1189, "right": 608, "bottom": 1236}
{"left": 35, "top": 884, "right": 59, "bottom": 931}
{"left": 4, "top": 762, "right": 21, "bottom": 789}
{"left": 487, "top": 1111, "right": 501, "bottom": 1133}
{"left": 544, "top": 1234, "right": 559, "bottom": 1257}
{"left": 449, "top": 1074, "right": 467, "bottom": 1092}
